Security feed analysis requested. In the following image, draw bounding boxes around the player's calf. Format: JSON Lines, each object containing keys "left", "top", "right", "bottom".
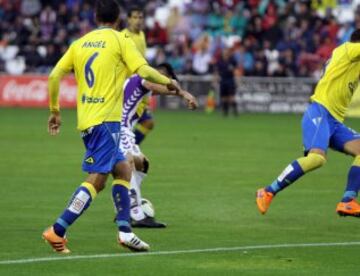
{"left": 257, "top": 152, "right": 326, "bottom": 214}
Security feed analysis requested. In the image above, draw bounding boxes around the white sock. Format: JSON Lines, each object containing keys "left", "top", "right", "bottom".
{"left": 130, "top": 172, "right": 142, "bottom": 205}
{"left": 134, "top": 170, "right": 146, "bottom": 198}
{"left": 131, "top": 205, "right": 146, "bottom": 221}
{"left": 130, "top": 172, "right": 146, "bottom": 221}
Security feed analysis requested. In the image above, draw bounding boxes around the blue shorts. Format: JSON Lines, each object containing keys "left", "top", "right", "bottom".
{"left": 302, "top": 102, "right": 360, "bottom": 154}
{"left": 137, "top": 109, "right": 153, "bottom": 124}
{"left": 81, "top": 122, "right": 126, "bottom": 174}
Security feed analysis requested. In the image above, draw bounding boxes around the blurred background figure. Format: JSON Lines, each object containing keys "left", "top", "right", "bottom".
{"left": 215, "top": 48, "right": 238, "bottom": 116}
{"left": 2, "top": 0, "right": 360, "bottom": 112}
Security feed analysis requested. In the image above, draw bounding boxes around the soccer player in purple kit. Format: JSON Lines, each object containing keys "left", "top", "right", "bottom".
{"left": 120, "top": 63, "right": 198, "bottom": 227}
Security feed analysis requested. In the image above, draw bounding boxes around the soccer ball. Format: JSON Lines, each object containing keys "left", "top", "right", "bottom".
{"left": 141, "top": 198, "right": 155, "bottom": 218}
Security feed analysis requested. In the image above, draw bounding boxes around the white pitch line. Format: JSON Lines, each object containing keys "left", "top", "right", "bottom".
{"left": 1, "top": 241, "right": 360, "bottom": 265}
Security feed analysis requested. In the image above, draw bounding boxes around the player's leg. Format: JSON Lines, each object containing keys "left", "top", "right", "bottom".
{"left": 43, "top": 123, "right": 116, "bottom": 253}
{"left": 229, "top": 81, "right": 238, "bottom": 116}
{"left": 53, "top": 173, "right": 107, "bottom": 237}
{"left": 132, "top": 153, "right": 148, "bottom": 205}
{"left": 134, "top": 110, "right": 154, "bottom": 145}
{"left": 331, "top": 124, "right": 360, "bottom": 216}
{"left": 43, "top": 173, "right": 107, "bottom": 253}
{"left": 229, "top": 94, "right": 238, "bottom": 116}
{"left": 256, "top": 103, "right": 329, "bottom": 214}
{"left": 220, "top": 82, "right": 229, "bottom": 116}
{"left": 112, "top": 160, "right": 132, "bottom": 233}
{"left": 131, "top": 153, "right": 166, "bottom": 228}
{"left": 112, "top": 160, "right": 150, "bottom": 251}
{"left": 119, "top": 129, "right": 148, "bottom": 222}
{"left": 128, "top": 152, "right": 147, "bottom": 222}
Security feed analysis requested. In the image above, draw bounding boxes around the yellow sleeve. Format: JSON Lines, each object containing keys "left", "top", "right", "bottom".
{"left": 122, "top": 35, "right": 148, "bottom": 73}
{"left": 137, "top": 65, "right": 171, "bottom": 85}
{"left": 48, "top": 45, "right": 74, "bottom": 112}
{"left": 345, "top": 42, "right": 360, "bottom": 62}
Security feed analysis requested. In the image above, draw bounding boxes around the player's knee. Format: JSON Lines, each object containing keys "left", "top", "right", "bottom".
{"left": 297, "top": 153, "right": 326, "bottom": 173}
{"left": 92, "top": 182, "right": 106, "bottom": 193}
{"left": 113, "top": 161, "right": 132, "bottom": 182}
{"left": 142, "top": 120, "right": 154, "bottom": 130}
{"left": 142, "top": 157, "right": 150, "bottom": 174}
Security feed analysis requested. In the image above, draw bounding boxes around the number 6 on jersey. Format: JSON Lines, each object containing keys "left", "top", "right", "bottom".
{"left": 85, "top": 52, "right": 99, "bottom": 88}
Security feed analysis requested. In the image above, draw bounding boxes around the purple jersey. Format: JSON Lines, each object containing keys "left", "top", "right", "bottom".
{"left": 122, "top": 75, "right": 151, "bottom": 129}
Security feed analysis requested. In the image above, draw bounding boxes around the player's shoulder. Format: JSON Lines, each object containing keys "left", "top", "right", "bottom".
{"left": 330, "top": 42, "right": 353, "bottom": 61}
{"left": 72, "top": 29, "right": 106, "bottom": 47}
{"left": 119, "top": 28, "right": 132, "bottom": 38}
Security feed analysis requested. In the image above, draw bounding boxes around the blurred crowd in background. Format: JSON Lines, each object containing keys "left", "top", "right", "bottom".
{"left": 1, "top": 0, "right": 360, "bottom": 77}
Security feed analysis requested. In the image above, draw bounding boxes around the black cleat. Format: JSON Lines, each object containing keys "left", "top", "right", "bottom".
{"left": 131, "top": 216, "right": 167, "bottom": 228}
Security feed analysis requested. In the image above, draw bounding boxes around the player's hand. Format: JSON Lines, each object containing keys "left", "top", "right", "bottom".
{"left": 166, "top": 79, "right": 181, "bottom": 93}
{"left": 180, "top": 90, "right": 198, "bottom": 110}
{"left": 48, "top": 111, "right": 61, "bottom": 136}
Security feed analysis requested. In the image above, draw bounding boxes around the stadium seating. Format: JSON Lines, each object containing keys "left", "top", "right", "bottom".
{"left": 1, "top": 0, "right": 360, "bottom": 77}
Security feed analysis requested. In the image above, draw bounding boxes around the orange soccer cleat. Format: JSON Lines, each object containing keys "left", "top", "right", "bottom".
{"left": 256, "top": 188, "right": 274, "bottom": 215}
{"left": 336, "top": 199, "right": 360, "bottom": 217}
{"left": 42, "top": 226, "right": 70, "bottom": 254}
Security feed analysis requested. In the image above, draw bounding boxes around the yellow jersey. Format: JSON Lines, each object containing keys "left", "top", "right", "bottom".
{"left": 121, "top": 28, "right": 147, "bottom": 57}
{"left": 52, "top": 27, "right": 147, "bottom": 130}
{"left": 311, "top": 42, "right": 360, "bottom": 122}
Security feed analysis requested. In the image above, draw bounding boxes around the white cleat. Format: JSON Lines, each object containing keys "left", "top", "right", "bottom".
{"left": 118, "top": 232, "right": 150, "bottom": 252}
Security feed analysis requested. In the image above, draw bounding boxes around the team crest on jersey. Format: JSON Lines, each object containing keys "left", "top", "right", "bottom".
{"left": 85, "top": 157, "right": 95, "bottom": 164}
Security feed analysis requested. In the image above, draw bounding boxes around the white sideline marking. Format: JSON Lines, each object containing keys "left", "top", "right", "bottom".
{"left": 1, "top": 241, "right": 360, "bottom": 265}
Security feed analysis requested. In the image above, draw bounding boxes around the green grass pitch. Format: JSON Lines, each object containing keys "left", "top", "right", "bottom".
{"left": 1, "top": 108, "right": 360, "bottom": 275}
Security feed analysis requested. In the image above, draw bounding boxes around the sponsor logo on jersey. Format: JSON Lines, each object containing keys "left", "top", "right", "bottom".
{"left": 81, "top": 94, "right": 105, "bottom": 104}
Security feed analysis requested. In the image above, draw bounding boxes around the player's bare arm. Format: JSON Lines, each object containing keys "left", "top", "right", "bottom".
{"left": 48, "top": 66, "right": 69, "bottom": 135}
{"left": 143, "top": 80, "right": 198, "bottom": 109}
{"left": 179, "top": 90, "right": 198, "bottom": 110}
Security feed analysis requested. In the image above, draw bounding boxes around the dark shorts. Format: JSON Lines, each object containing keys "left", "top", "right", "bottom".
{"left": 81, "top": 122, "right": 126, "bottom": 174}
{"left": 220, "top": 81, "right": 236, "bottom": 97}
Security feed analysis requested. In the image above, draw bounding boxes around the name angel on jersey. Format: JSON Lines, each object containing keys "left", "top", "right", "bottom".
{"left": 82, "top": 41, "right": 106, "bottom": 48}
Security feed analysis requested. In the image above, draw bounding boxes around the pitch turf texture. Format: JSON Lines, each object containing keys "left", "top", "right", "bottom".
{"left": 1, "top": 108, "right": 360, "bottom": 275}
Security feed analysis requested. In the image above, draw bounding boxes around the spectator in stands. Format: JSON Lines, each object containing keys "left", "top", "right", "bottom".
{"left": 233, "top": 43, "right": 254, "bottom": 75}
{"left": 338, "top": 21, "right": 355, "bottom": 44}
{"left": 192, "top": 34, "right": 212, "bottom": 74}
{"left": 0, "top": 0, "right": 360, "bottom": 78}
{"left": 39, "top": 5, "right": 56, "bottom": 42}
{"left": 20, "top": 0, "right": 41, "bottom": 16}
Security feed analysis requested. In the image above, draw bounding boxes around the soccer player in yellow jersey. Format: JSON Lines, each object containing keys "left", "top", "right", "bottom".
{"left": 122, "top": 6, "right": 147, "bottom": 57}
{"left": 42, "top": 0, "right": 181, "bottom": 253}
{"left": 256, "top": 29, "right": 360, "bottom": 217}
{"left": 122, "top": 6, "right": 155, "bottom": 145}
